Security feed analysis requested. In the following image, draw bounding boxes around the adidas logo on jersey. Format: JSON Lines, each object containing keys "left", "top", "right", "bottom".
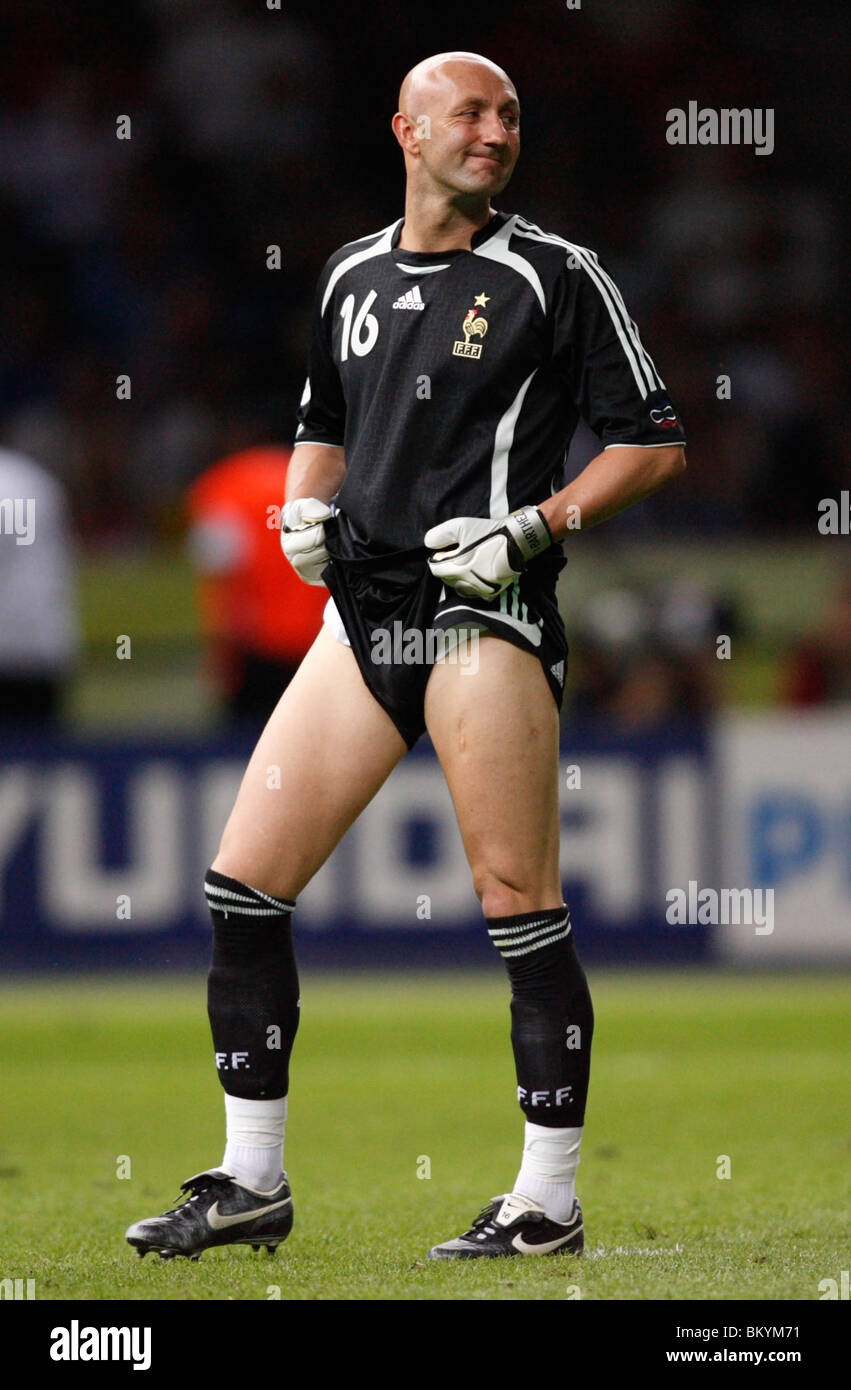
{"left": 550, "top": 660, "right": 565, "bottom": 684}
{"left": 392, "top": 285, "right": 425, "bottom": 310}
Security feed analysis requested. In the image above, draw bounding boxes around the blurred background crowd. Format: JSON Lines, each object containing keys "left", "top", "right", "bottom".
{"left": 0, "top": 0, "right": 847, "bottom": 730}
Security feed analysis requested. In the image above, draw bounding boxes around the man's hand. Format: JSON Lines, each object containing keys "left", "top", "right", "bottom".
{"left": 424, "top": 506, "right": 552, "bottom": 599}
{"left": 280, "top": 497, "right": 333, "bottom": 585}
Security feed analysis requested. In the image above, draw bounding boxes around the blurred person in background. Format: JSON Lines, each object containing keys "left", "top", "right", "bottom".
{"left": 186, "top": 444, "right": 326, "bottom": 723}
{"left": 569, "top": 587, "right": 653, "bottom": 722}
{"left": 569, "top": 583, "right": 730, "bottom": 727}
{"left": 651, "top": 581, "right": 735, "bottom": 719}
{"left": 781, "top": 572, "right": 851, "bottom": 707}
{"left": 0, "top": 446, "right": 78, "bottom": 723}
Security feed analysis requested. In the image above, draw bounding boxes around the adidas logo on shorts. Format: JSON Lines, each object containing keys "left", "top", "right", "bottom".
{"left": 550, "top": 660, "right": 565, "bottom": 684}
{"left": 392, "top": 285, "right": 425, "bottom": 310}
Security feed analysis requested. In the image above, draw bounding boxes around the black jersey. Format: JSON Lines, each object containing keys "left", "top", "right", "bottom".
{"left": 295, "top": 210, "right": 685, "bottom": 552}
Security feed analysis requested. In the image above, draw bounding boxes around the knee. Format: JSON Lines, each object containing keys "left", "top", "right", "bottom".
{"left": 211, "top": 818, "right": 254, "bottom": 881}
{"left": 473, "top": 863, "right": 559, "bottom": 919}
{"left": 210, "top": 848, "right": 237, "bottom": 880}
{"left": 209, "top": 850, "right": 298, "bottom": 903}
{"left": 209, "top": 849, "right": 252, "bottom": 894}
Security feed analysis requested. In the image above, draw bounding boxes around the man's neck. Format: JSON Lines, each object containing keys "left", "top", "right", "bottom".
{"left": 397, "top": 192, "right": 496, "bottom": 252}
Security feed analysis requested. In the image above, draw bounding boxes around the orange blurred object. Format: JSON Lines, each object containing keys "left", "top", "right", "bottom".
{"left": 186, "top": 446, "right": 327, "bottom": 718}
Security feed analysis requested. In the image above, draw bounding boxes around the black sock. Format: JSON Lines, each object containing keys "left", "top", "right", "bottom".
{"left": 204, "top": 869, "right": 300, "bottom": 1100}
{"left": 487, "top": 906, "right": 593, "bottom": 1127}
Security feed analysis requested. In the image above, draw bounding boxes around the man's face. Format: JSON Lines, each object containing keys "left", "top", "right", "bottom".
{"left": 412, "top": 64, "right": 520, "bottom": 197}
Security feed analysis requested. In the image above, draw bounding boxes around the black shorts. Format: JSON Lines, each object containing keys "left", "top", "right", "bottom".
{"left": 322, "top": 512, "right": 568, "bottom": 748}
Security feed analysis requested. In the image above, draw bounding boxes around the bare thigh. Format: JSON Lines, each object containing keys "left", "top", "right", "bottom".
{"left": 212, "top": 625, "right": 407, "bottom": 898}
{"left": 424, "top": 635, "right": 562, "bottom": 919}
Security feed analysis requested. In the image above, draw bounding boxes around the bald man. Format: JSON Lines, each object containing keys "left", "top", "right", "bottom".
{"left": 127, "top": 52, "right": 686, "bottom": 1263}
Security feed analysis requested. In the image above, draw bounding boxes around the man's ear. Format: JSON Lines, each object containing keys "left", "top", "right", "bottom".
{"left": 391, "top": 110, "right": 420, "bottom": 155}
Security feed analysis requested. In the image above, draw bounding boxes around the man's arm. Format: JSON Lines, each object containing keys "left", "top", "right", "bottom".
{"left": 538, "top": 443, "right": 686, "bottom": 541}
{"left": 285, "top": 443, "right": 346, "bottom": 505}
{"left": 425, "top": 444, "right": 685, "bottom": 599}
{"left": 280, "top": 444, "right": 346, "bottom": 586}
{"left": 427, "top": 242, "right": 689, "bottom": 596}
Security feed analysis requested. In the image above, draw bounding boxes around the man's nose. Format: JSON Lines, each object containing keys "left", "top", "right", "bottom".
{"left": 479, "top": 113, "right": 510, "bottom": 144}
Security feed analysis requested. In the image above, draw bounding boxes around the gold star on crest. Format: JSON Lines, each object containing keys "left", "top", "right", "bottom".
{"left": 474, "top": 292, "right": 490, "bottom": 307}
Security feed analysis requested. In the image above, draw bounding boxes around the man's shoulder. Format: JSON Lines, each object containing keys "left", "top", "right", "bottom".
{"left": 499, "top": 215, "right": 619, "bottom": 313}
{"left": 507, "top": 213, "right": 596, "bottom": 269}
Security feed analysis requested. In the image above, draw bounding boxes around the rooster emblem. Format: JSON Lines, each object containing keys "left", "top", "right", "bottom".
{"left": 453, "top": 302, "right": 490, "bottom": 358}
{"left": 461, "top": 307, "right": 489, "bottom": 343}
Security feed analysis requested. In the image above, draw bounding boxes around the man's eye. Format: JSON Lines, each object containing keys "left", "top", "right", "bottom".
{"left": 457, "top": 108, "right": 518, "bottom": 126}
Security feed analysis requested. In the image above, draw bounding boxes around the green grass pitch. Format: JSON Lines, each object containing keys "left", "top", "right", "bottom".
{"left": 0, "top": 970, "right": 847, "bottom": 1302}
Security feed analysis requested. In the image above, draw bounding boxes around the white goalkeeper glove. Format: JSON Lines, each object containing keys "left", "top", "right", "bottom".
{"left": 424, "top": 506, "right": 553, "bottom": 599}
{"left": 280, "top": 497, "right": 332, "bottom": 585}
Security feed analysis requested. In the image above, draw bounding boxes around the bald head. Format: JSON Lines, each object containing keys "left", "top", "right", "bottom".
{"left": 391, "top": 51, "right": 520, "bottom": 225}
{"left": 398, "top": 51, "right": 515, "bottom": 115}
